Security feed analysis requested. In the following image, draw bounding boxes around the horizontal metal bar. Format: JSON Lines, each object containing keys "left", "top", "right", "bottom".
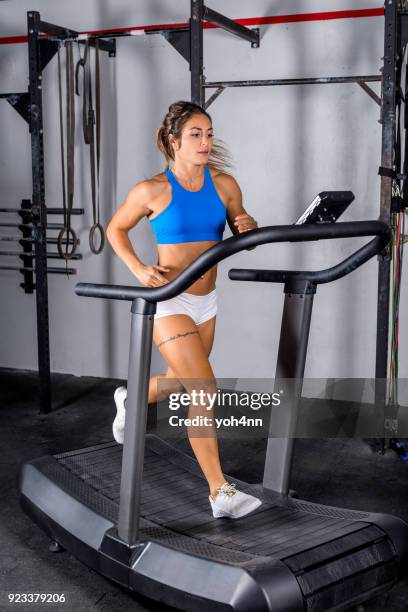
{"left": 38, "top": 19, "right": 79, "bottom": 38}
{"left": 204, "top": 7, "right": 259, "bottom": 46}
{"left": 0, "top": 237, "right": 80, "bottom": 245}
{"left": 0, "top": 207, "right": 84, "bottom": 215}
{"left": 45, "top": 208, "right": 85, "bottom": 215}
{"left": 0, "top": 8, "right": 385, "bottom": 46}
{"left": 204, "top": 75, "right": 381, "bottom": 88}
{"left": 146, "top": 26, "right": 189, "bottom": 36}
{"left": 0, "top": 223, "right": 28, "bottom": 229}
{"left": 49, "top": 267, "right": 76, "bottom": 275}
{"left": 0, "top": 250, "right": 29, "bottom": 257}
{"left": 0, "top": 209, "right": 25, "bottom": 213}
{"left": 0, "top": 250, "right": 82, "bottom": 260}
{"left": 0, "top": 265, "right": 77, "bottom": 274}
{"left": 0, "top": 92, "right": 26, "bottom": 99}
{"left": 46, "top": 34, "right": 115, "bottom": 54}
{"left": 45, "top": 223, "right": 65, "bottom": 230}
{"left": 45, "top": 237, "right": 80, "bottom": 245}
{"left": 0, "top": 222, "right": 65, "bottom": 230}
{"left": 46, "top": 252, "right": 82, "bottom": 260}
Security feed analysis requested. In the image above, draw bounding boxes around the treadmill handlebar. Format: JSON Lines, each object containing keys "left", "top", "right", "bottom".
{"left": 75, "top": 221, "right": 389, "bottom": 302}
{"left": 229, "top": 235, "right": 387, "bottom": 285}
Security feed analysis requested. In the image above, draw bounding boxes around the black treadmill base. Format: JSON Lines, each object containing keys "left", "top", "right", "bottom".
{"left": 19, "top": 436, "right": 408, "bottom": 612}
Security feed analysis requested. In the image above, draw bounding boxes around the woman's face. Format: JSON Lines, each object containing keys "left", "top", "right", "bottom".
{"left": 172, "top": 114, "right": 214, "bottom": 164}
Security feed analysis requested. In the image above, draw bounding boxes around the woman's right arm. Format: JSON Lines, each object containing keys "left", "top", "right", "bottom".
{"left": 106, "top": 181, "right": 170, "bottom": 287}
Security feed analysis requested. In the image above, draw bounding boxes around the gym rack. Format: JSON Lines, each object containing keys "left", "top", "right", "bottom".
{"left": 0, "top": 13, "right": 115, "bottom": 413}
{"left": 1, "top": 4, "right": 406, "bottom": 425}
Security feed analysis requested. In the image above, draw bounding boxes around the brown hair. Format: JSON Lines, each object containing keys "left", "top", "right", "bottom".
{"left": 156, "top": 100, "right": 233, "bottom": 173}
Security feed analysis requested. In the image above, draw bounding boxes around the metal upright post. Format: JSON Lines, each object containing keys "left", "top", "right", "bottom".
{"left": 117, "top": 299, "right": 155, "bottom": 545}
{"left": 263, "top": 281, "right": 316, "bottom": 495}
{"left": 190, "top": 0, "right": 204, "bottom": 106}
{"left": 375, "top": 0, "right": 398, "bottom": 450}
{"left": 27, "top": 12, "right": 51, "bottom": 414}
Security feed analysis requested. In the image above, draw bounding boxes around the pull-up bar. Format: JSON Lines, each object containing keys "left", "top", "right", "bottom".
{"left": 204, "top": 76, "right": 382, "bottom": 109}
{"left": 0, "top": 7, "right": 384, "bottom": 46}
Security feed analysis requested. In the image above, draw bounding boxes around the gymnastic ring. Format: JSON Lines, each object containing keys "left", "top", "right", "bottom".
{"left": 57, "top": 227, "right": 78, "bottom": 261}
{"left": 89, "top": 222, "right": 105, "bottom": 255}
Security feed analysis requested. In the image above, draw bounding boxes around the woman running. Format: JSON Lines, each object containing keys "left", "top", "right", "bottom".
{"left": 106, "top": 100, "right": 262, "bottom": 519}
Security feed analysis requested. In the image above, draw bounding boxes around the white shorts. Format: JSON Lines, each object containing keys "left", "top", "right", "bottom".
{"left": 154, "top": 289, "right": 217, "bottom": 326}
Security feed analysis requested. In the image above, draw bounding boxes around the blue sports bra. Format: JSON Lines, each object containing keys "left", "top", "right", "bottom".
{"left": 148, "top": 166, "right": 227, "bottom": 244}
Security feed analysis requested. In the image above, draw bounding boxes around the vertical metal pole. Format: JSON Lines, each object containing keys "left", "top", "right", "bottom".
{"left": 117, "top": 299, "right": 155, "bottom": 545}
{"left": 375, "top": 0, "right": 398, "bottom": 451}
{"left": 27, "top": 12, "right": 51, "bottom": 414}
{"left": 190, "top": 0, "right": 204, "bottom": 106}
{"left": 20, "top": 199, "right": 35, "bottom": 294}
{"left": 402, "top": 55, "right": 408, "bottom": 207}
{"left": 263, "top": 282, "right": 315, "bottom": 494}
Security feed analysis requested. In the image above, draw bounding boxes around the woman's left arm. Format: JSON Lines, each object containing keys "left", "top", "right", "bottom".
{"left": 220, "top": 174, "right": 258, "bottom": 248}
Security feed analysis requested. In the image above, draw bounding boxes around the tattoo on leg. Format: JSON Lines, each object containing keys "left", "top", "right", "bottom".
{"left": 157, "top": 330, "right": 199, "bottom": 348}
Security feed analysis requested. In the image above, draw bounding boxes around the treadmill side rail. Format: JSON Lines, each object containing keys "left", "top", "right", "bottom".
{"left": 19, "top": 461, "right": 115, "bottom": 550}
{"left": 129, "top": 541, "right": 305, "bottom": 612}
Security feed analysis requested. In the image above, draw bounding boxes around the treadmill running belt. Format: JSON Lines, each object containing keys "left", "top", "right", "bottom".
{"left": 54, "top": 435, "right": 394, "bottom": 561}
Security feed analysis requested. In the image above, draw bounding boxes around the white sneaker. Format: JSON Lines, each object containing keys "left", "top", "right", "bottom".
{"left": 209, "top": 482, "right": 262, "bottom": 519}
{"left": 113, "top": 386, "right": 127, "bottom": 444}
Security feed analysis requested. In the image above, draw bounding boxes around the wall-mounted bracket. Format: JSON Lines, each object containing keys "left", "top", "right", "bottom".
{"left": 358, "top": 81, "right": 381, "bottom": 106}
{"left": 0, "top": 93, "right": 30, "bottom": 123}
{"left": 161, "top": 28, "right": 190, "bottom": 62}
{"left": 204, "top": 6, "right": 260, "bottom": 48}
{"left": 204, "top": 86, "right": 225, "bottom": 109}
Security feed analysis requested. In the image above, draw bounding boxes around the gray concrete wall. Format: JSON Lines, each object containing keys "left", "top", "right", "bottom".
{"left": 0, "top": 1, "right": 405, "bottom": 395}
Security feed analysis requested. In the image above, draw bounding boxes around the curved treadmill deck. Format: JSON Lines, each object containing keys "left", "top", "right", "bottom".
{"left": 19, "top": 435, "right": 408, "bottom": 612}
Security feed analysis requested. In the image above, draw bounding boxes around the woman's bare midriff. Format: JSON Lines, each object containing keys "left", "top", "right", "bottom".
{"left": 157, "top": 241, "right": 219, "bottom": 295}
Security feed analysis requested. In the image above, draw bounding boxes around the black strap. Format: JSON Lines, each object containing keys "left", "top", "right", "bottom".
{"left": 57, "top": 47, "right": 66, "bottom": 217}
{"left": 57, "top": 41, "right": 78, "bottom": 262}
{"left": 378, "top": 166, "right": 408, "bottom": 182}
{"left": 75, "top": 42, "right": 88, "bottom": 139}
{"left": 93, "top": 40, "right": 104, "bottom": 254}
{"left": 378, "top": 166, "right": 396, "bottom": 178}
{"left": 403, "top": 58, "right": 408, "bottom": 206}
{"left": 75, "top": 40, "right": 105, "bottom": 255}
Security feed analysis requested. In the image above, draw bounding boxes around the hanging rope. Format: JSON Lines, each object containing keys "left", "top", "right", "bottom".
{"left": 57, "top": 41, "right": 79, "bottom": 262}
{"left": 76, "top": 40, "right": 105, "bottom": 254}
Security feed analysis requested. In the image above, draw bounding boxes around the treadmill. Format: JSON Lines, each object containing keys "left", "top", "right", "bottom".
{"left": 19, "top": 193, "right": 408, "bottom": 612}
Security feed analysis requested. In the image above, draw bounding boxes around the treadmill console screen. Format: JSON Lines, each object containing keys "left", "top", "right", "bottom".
{"left": 295, "top": 191, "right": 355, "bottom": 225}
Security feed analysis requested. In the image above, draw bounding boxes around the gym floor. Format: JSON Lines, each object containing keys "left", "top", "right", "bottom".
{"left": 1, "top": 368, "right": 407, "bottom": 612}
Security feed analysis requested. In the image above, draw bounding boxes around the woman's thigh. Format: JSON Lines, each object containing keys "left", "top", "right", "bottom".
{"left": 153, "top": 315, "right": 217, "bottom": 439}
{"left": 153, "top": 314, "right": 215, "bottom": 384}
{"left": 159, "top": 316, "right": 216, "bottom": 392}
{"left": 197, "top": 316, "right": 216, "bottom": 356}
{"left": 156, "top": 316, "right": 216, "bottom": 377}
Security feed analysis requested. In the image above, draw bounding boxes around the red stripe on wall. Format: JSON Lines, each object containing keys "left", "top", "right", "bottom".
{"left": 0, "top": 7, "right": 384, "bottom": 45}
{"left": 218, "top": 8, "right": 385, "bottom": 28}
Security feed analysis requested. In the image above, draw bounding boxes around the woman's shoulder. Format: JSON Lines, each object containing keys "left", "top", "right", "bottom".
{"left": 150, "top": 171, "right": 169, "bottom": 187}
{"left": 209, "top": 168, "right": 241, "bottom": 196}
{"left": 132, "top": 172, "right": 170, "bottom": 200}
